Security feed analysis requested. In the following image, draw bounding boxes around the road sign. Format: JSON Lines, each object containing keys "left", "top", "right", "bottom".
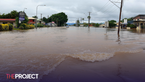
{"left": 19, "top": 12, "right": 25, "bottom": 21}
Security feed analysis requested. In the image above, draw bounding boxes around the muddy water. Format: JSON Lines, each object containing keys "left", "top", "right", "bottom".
{"left": 0, "top": 27, "right": 145, "bottom": 82}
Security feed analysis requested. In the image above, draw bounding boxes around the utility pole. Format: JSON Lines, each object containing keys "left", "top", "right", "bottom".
{"left": 41, "top": 13, "right": 42, "bottom": 20}
{"left": 88, "top": 12, "right": 91, "bottom": 28}
{"left": 109, "top": 0, "right": 123, "bottom": 35}
{"left": 118, "top": 0, "right": 123, "bottom": 35}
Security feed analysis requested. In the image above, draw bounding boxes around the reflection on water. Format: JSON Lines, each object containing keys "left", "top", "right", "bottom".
{"left": 116, "top": 34, "right": 121, "bottom": 44}
{"left": 0, "top": 27, "right": 145, "bottom": 82}
{"left": 129, "top": 29, "right": 145, "bottom": 34}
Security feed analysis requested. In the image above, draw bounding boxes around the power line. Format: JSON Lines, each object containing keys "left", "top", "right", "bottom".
{"left": 97, "top": 1, "right": 110, "bottom": 12}
{"left": 99, "top": 1, "right": 117, "bottom": 13}
{"left": 90, "top": 1, "right": 113, "bottom": 16}
{"left": 109, "top": 0, "right": 120, "bottom": 8}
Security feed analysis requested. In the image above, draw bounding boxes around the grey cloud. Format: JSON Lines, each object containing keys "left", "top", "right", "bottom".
{"left": 0, "top": 0, "right": 145, "bottom": 23}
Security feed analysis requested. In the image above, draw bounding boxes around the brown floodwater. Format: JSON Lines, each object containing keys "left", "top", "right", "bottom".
{"left": 0, "top": 27, "right": 145, "bottom": 82}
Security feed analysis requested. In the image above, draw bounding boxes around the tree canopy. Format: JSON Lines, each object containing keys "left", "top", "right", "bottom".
{"left": 109, "top": 20, "right": 116, "bottom": 28}
{"left": 49, "top": 12, "right": 68, "bottom": 26}
{"left": 32, "top": 16, "right": 38, "bottom": 19}
{"left": 42, "top": 17, "right": 49, "bottom": 23}
{"left": 0, "top": 10, "right": 18, "bottom": 19}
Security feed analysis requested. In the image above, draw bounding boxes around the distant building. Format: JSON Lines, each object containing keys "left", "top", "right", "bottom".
{"left": 37, "top": 19, "right": 45, "bottom": 24}
{"left": 105, "top": 21, "right": 109, "bottom": 28}
{"left": 80, "top": 24, "right": 84, "bottom": 27}
{"left": 28, "top": 17, "right": 36, "bottom": 25}
{"left": 116, "top": 22, "right": 122, "bottom": 26}
{"left": 99, "top": 24, "right": 105, "bottom": 28}
{"left": 133, "top": 14, "right": 145, "bottom": 29}
{"left": 28, "top": 17, "right": 45, "bottom": 25}
{"left": 0, "top": 19, "right": 16, "bottom": 26}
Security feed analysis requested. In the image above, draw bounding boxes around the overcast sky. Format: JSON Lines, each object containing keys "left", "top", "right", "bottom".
{"left": 0, "top": 0, "right": 145, "bottom": 23}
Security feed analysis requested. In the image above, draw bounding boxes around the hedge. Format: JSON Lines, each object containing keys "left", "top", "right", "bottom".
{"left": 0, "top": 23, "right": 35, "bottom": 31}
{"left": 8, "top": 23, "right": 13, "bottom": 30}
{"left": 19, "top": 23, "right": 35, "bottom": 29}
{"left": 0, "top": 24, "right": 9, "bottom": 31}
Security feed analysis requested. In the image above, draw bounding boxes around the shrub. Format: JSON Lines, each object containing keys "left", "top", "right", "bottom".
{"left": 0, "top": 24, "right": 2, "bottom": 31}
{"left": 37, "top": 23, "right": 44, "bottom": 27}
{"left": 25, "top": 25, "right": 30, "bottom": 29}
{"left": 29, "top": 25, "right": 35, "bottom": 29}
{"left": 130, "top": 24, "right": 136, "bottom": 28}
{"left": 25, "top": 24, "right": 35, "bottom": 29}
{"left": 44, "top": 25, "right": 50, "bottom": 27}
{"left": 19, "top": 26, "right": 24, "bottom": 29}
{"left": 19, "top": 23, "right": 35, "bottom": 30}
{"left": 127, "top": 23, "right": 131, "bottom": 27}
{"left": 20, "top": 23, "right": 27, "bottom": 29}
{"left": 7, "top": 23, "right": 13, "bottom": 30}
{"left": 1, "top": 24, "right": 9, "bottom": 31}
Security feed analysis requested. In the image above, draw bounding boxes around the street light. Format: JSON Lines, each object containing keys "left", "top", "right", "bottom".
{"left": 23, "top": 8, "right": 27, "bottom": 12}
{"left": 36, "top": 5, "right": 46, "bottom": 28}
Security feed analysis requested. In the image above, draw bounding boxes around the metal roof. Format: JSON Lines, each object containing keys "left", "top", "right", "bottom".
{"left": 28, "top": 17, "right": 36, "bottom": 20}
{"left": 0, "top": 19, "right": 15, "bottom": 21}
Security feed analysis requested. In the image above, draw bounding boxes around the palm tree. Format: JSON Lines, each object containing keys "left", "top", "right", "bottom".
{"left": 76, "top": 20, "right": 80, "bottom": 27}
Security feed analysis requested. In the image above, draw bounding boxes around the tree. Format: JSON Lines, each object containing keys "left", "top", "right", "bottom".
{"left": 42, "top": 17, "right": 49, "bottom": 23}
{"left": 127, "top": 17, "right": 133, "bottom": 21}
{"left": 95, "top": 23, "right": 100, "bottom": 27}
{"left": 32, "top": 16, "right": 37, "bottom": 19}
{"left": 91, "top": 23, "right": 96, "bottom": 26}
{"left": 49, "top": 12, "right": 68, "bottom": 26}
{"left": 109, "top": 20, "right": 116, "bottom": 28}
{"left": 10, "top": 10, "right": 18, "bottom": 18}
{"left": 82, "top": 18, "right": 84, "bottom": 22}
{"left": 0, "top": 10, "right": 18, "bottom": 18}
{"left": 76, "top": 20, "right": 80, "bottom": 27}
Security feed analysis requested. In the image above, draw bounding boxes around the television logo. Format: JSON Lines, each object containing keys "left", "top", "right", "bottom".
{"left": 6, "top": 74, "right": 39, "bottom": 79}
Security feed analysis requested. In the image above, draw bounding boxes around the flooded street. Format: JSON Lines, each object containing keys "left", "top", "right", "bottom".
{"left": 0, "top": 27, "right": 145, "bottom": 82}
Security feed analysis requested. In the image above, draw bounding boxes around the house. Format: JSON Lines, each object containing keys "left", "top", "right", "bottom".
{"left": 36, "top": 19, "right": 45, "bottom": 24}
{"left": 116, "top": 22, "right": 127, "bottom": 28}
{"left": 128, "top": 21, "right": 133, "bottom": 24}
{"left": 0, "top": 19, "right": 16, "bottom": 26}
{"left": 133, "top": 14, "right": 145, "bottom": 29}
{"left": 28, "top": 17, "right": 36, "bottom": 25}
{"left": 99, "top": 24, "right": 105, "bottom": 28}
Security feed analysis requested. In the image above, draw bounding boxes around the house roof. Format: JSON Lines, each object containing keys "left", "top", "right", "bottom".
{"left": 0, "top": 19, "right": 15, "bottom": 22}
{"left": 28, "top": 17, "right": 36, "bottom": 20}
{"left": 133, "top": 14, "right": 145, "bottom": 19}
